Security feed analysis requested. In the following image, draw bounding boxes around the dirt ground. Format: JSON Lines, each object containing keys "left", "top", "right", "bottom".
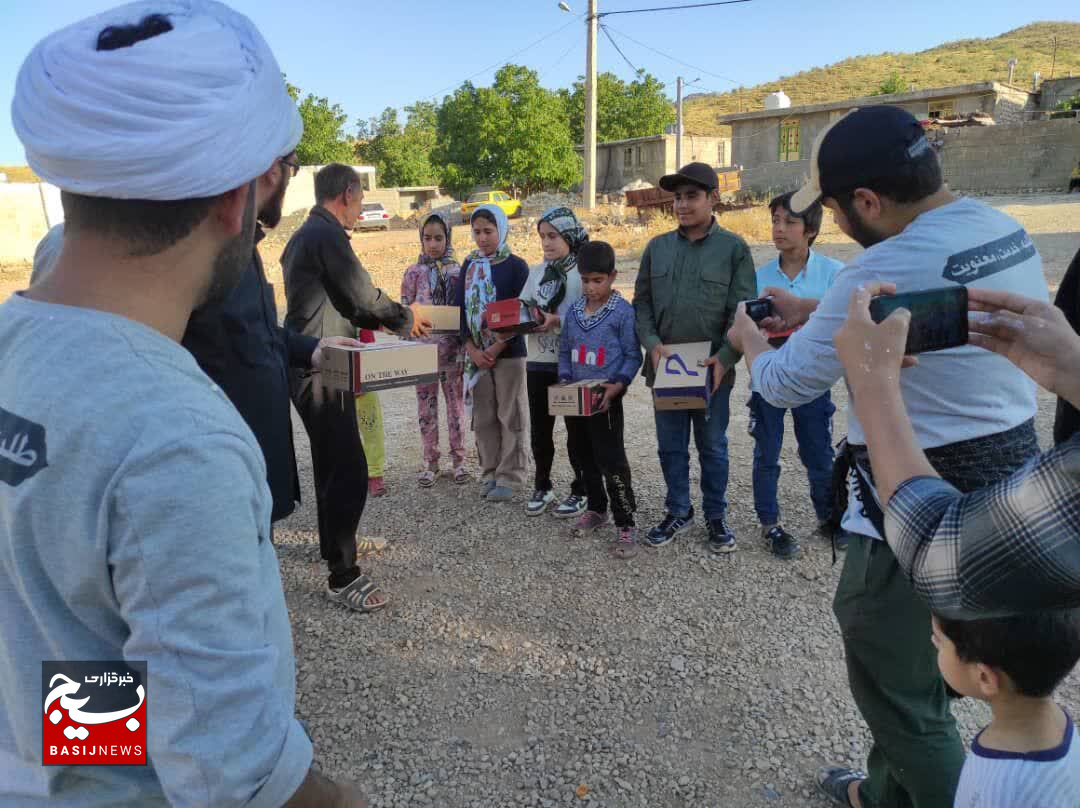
{"left": 3, "top": 193, "right": 1079, "bottom": 806}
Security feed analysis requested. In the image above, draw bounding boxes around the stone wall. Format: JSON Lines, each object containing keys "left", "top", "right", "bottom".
{"left": 937, "top": 118, "right": 1080, "bottom": 193}
{"left": 735, "top": 118, "right": 1080, "bottom": 196}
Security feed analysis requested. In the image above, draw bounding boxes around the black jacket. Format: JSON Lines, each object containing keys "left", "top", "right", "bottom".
{"left": 1054, "top": 245, "right": 1080, "bottom": 445}
{"left": 281, "top": 206, "right": 412, "bottom": 340}
{"left": 182, "top": 227, "right": 318, "bottom": 522}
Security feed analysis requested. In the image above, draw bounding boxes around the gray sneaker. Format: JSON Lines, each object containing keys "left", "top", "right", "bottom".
{"left": 486, "top": 485, "right": 514, "bottom": 503}
{"left": 479, "top": 479, "right": 496, "bottom": 498}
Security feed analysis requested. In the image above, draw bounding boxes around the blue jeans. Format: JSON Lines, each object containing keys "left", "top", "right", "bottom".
{"left": 748, "top": 391, "right": 835, "bottom": 526}
{"left": 654, "top": 383, "right": 732, "bottom": 521}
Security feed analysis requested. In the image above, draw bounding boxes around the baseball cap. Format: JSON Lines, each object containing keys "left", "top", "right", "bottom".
{"left": 790, "top": 105, "right": 931, "bottom": 214}
{"left": 659, "top": 161, "right": 718, "bottom": 192}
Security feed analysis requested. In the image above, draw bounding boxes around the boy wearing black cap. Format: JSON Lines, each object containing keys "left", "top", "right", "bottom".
{"left": 633, "top": 162, "right": 757, "bottom": 553}
{"left": 727, "top": 106, "right": 1049, "bottom": 808}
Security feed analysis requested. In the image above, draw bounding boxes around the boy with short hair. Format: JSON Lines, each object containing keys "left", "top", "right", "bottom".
{"left": 932, "top": 610, "right": 1080, "bottom": 805}
{"left": 559, "top": 241, "right": 642, "bottom": 558}
{"left": 633, "top": 162, "right": 757, "bottom": 553}
{"left": 750, "top": 192, "right": 844, "bottom": 559}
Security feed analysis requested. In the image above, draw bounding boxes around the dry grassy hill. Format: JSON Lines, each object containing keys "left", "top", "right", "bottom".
{"left": 684, "top": 21, "right": 1080, "bottom": 135}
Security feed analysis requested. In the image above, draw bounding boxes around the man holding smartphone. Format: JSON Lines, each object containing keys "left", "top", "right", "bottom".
{"left": 727, "top": 106, "right": 1048, "bottom": 808}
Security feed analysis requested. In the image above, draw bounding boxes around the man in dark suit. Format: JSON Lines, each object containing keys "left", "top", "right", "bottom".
{"left": 283, "top": 163, "right": 430, "bottom": 613}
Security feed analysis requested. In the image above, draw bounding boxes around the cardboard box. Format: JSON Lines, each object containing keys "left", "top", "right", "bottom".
{"left": 415, "top": 305, "right": 461, "bottom": 335}
{"left": 548, "top": 380, "right": 606, "bottom": 417}
{"left": 653, "top": 341, "right": 713, "bottom": 411}
{"left": 321, "top": 341, "right": 438, "bottom": 394}
{"left": 484, "top": 298, "right": 544, "bottom": 334}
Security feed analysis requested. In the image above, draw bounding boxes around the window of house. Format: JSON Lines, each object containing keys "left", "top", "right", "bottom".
{"left": 928, "top": 99, "right": 956, "bottom": 120}
{"left": 635, "top": 146, "right": 644, "bottom": 166}
{"left": 779, "top": 120, "right": 800, "bottom": 162}
{"left": 624, "top": 148, "right": 633, "bottom": 168}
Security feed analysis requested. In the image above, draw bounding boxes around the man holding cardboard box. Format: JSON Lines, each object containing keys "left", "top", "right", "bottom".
{"left": 633, "top": 162, "right": 757, "bottom": 554}
{"left": 283, "top": 163, "right": 431, "bottom": 613}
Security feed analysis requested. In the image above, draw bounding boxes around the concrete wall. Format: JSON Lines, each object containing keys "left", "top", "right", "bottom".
{"left": 0, "top": 184, "right": 55, "bottom": 265}
{"left": 937, "top": 118, "right": 1080, "bottom": 193}
{"left": 594, "top": 135, "right": 729, "bottom": 193}
{"left": 735, "top": 118, "right": 1080, "bottom": 196}
{"left": 1039, "top": 77, "right": 1080, "bottom": 111}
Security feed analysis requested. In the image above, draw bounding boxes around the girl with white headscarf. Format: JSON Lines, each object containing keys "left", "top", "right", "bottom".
{"left": 519, "top": 206, "right": 590, "bottom": 519}
{"left": 453, "top": 204, "right": 530, "bottom": 503}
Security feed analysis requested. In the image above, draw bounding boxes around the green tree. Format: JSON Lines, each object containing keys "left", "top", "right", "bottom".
{"left": 355, "top": 102, "right": 442, "bottom": 187}
{"left": 562, "top": 71, "right": 675, "bottom": 143}
{"left": 285, "top": 78, "right": 354, "bottom": 165}
{"left": 872, "top": 72, "right": 908, "bottom": 96}
{"left": 436, "top": 65, "right": 580, "bottom": 196}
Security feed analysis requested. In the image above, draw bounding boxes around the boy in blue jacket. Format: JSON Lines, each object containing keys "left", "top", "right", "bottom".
{"left": 558, "top": 241, "right": 643, "bottom": 557}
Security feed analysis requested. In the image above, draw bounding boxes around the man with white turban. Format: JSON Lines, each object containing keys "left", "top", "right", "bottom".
{"left": 0, "top": 3, "right": 366, "bottom": 806}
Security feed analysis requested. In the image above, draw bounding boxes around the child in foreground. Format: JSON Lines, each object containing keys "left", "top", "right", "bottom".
{"left": 401, "top": 212, "right": 467, "bottom": 487}
{"left": 558, "top": 241, "right": 642, "bottom": 557}
{"left": 933, "top": 609, "right": 1080, "bottom": 806}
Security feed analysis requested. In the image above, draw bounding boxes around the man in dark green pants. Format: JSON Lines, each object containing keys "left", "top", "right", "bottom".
{"left": 727, "top": 105, "right": 1048, "bottom": 807}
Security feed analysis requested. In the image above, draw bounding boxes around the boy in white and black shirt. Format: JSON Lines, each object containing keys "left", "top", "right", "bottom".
{"left": 932, "top": 610, "right": 1080, "bottom": 807}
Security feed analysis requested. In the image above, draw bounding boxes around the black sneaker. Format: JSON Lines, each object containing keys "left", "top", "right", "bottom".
{"left": 645, "top": 507, "right": 694, "bottom": 548}
{"left": 707, "top": 516, "right": 737, "bottom": 554}
{"left": 764, "top": 525, "right": 800, "bottom": 559}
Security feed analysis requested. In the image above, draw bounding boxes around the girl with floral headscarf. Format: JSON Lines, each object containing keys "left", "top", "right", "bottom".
{"left": 452, "top": 203, "right": 530, "bottom": 503}
{"left": 401, "top": 211, "right": 468, "bottom": 487}
{"left": 519, "top": 206, "right": 591, "bottom": 519}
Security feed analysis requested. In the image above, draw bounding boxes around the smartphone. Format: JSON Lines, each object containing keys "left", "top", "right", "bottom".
{"left": 744, "top": 297, "right": 774, "bottom": 323}
{"left": 869, "top": 286, "right": 968, "bottom": 355}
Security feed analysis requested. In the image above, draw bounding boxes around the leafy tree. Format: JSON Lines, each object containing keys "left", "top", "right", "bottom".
{"left": 1054, "top": 92, "right": 1080, "bottom": 111}
{"left": 284, "top": 77, "right": 354, "bottom": 165}
{"left": 355, "top": 102, "right": 442, "bottom": 187}
{"left": 872, "top": 72, "right": 908, "bottom": 96}
{"left": 562, "top": 71, "right": 675, "bottom": 143}
{"left": 436, "top": 65, "right": 580, "bottom": 196}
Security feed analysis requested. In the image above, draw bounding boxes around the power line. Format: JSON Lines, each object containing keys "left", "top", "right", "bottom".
{"left": 602, "top": 23, "right": 740, "bottom": 85}
{"left": 598, "top": 0, "right": 752, "bottom": 17}
{"left": 427, "top": 14, "right": 584, "bottom": 100}
{"left": 537, "top": 37, "right": 581, "bottom": 81}
{"left": 599, "top": 24, "right": 642, "bottom": 74}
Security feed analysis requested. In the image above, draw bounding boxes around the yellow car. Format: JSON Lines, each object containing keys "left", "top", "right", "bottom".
{"left": 461, "top": 190, "right": 522, "bottom": 219}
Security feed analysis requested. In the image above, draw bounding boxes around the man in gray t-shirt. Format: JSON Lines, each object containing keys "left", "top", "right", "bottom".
{"left": 2, "top": 4, "right": 363, "bottom": 807}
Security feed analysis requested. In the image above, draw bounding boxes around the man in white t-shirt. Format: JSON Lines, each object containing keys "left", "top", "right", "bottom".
{"left": 727, "top": 105, "right": 1048, "bottom": 808}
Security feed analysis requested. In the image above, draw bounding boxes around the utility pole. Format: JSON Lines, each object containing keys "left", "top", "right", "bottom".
{"left": 675, "top": 76, "right": 684, "bottom": 168}
{"left": 583, "top": 0, "right": 598, "bottom": 209}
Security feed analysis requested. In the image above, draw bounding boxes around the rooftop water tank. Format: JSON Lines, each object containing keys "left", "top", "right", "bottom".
{"left": 764, "top": 91, "right": 791, "bottom": 111}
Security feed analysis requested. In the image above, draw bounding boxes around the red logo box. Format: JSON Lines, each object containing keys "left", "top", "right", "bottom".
{"left": 42, "top": 661, "right": 147, "bottom": 766}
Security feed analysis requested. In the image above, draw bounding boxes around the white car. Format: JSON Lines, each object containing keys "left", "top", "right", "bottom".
{"left": 355, "top": 202, "right": 391, "bottom": 231}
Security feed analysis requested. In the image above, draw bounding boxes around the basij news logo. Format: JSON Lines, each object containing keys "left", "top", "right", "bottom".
{"left": 42, "top": 661, "right": 147, "bottom": 765}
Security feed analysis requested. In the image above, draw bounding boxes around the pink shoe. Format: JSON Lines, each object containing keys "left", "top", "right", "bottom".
{"left": 574, "top": 510, "right": 608, "bottom": 532}
{"left": 368, "top": 477, "right": 386, "bottom": 498}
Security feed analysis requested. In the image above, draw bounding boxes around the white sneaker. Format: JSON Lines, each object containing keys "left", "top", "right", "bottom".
{"left": 525, "top": 489, "right": 556, "bottom": 516}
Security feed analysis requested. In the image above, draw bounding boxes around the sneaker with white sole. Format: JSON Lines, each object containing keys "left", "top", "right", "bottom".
{"left": 554, "top": 493, "right": 588, "bottom": 519}
{"left": 525, "top": 488, "right": 556, "bottom": 516}
{"left": 645, "top": 507, "right": 694, "bottom": 548}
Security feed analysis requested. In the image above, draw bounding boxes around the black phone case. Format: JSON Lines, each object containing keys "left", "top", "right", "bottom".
{"left": 869, "top": 287, "right": 968, "bottom": 354}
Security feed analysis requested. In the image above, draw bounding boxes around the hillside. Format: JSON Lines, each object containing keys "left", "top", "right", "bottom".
{"left": 684, "top": 21, "right": 1080, "bottom": 134}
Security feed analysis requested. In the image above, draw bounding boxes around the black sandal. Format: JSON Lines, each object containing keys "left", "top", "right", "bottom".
{"left": 816, "top": 766, "right": 866, "bottom": 806}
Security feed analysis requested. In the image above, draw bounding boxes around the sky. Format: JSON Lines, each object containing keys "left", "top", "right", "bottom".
{"left": 0, "top": 0, "right": 1076, "bottom": 164}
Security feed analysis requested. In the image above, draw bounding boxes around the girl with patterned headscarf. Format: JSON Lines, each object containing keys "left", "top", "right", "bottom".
{"left": 519, "top": 206, "right": 591, "bottom": 519}
{"left": 401, "top": 211, "right": 468, "bottom": 487}
{"left": 451, "top": 204, "right": 531, "bottom": 503}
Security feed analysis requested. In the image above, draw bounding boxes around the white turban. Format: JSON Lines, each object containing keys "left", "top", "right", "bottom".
{"left": 11, "top": 0, "right": 303, "bottom": 201}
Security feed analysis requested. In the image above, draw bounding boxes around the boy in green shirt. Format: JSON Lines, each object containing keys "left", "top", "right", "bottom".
{"left": 633, "top": 162, "right": 757, "bottom": 552}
